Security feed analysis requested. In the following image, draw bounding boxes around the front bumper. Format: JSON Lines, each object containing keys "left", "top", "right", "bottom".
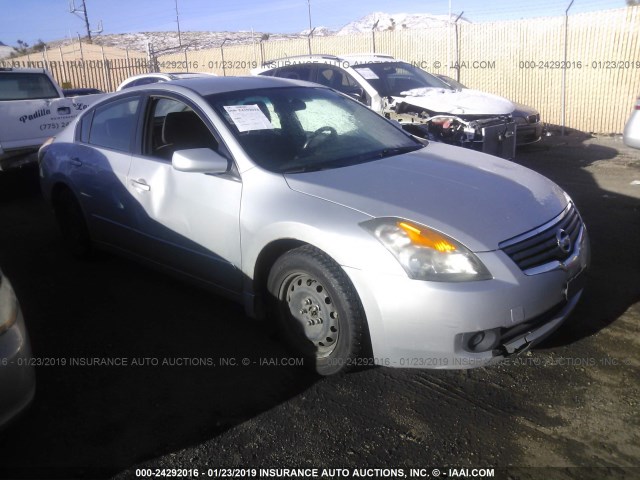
{"left": 516, "top": 122, "right": 545, "bottom": 146}
{"left": 343, "top": 228, "right": 590, "bottom": 369}
{"left": 623, "top": 112, "right": 640, "bottom": 149}
{"left": 0, "top": 296, "right": 36, "bottom": 428}
{"left": 0, "top": 150, "right": 39, "bottom": 172}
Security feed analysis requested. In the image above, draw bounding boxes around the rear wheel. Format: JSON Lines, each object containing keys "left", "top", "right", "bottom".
{"left": 267, "top": 245, "right": 368, "bottom": 376}
{"left": 54, "top": 189, "right": 92, "bottom": 258}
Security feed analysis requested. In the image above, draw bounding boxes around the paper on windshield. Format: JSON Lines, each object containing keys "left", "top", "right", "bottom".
{"left": 223, "top": 104, "right": 274, "bottom": 132}
{"left": 354, "top": 68, "right": 379, "bottom": 80}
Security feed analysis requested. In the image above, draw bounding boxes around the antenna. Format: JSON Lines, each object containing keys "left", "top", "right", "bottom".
{"left": 69, "top": 0, "right": 103, "bottom": 42}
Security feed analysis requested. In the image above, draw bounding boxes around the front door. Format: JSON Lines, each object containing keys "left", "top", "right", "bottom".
{"left": 127, "top": 95, "right": 243, "bottom": 294}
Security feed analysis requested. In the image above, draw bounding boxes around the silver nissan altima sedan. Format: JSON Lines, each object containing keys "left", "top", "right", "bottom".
{"left": 38, "top": 76, "right": 590, "bottom": 375}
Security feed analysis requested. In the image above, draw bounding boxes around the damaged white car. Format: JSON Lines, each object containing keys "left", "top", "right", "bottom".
{"left": 253, "top": 54, "right": 517, "bottom": 159}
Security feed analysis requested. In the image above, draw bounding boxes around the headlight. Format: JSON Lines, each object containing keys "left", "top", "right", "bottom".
{"left": 0, "top": 272, "right": 18, "bottom": 335}
{"left": 361, "top": 218, "right": 492, "bottom": 282}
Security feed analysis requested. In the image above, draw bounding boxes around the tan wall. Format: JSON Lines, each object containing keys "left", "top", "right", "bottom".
{"left": 1, "top": 42, "right": 148, "bottom": 91}
{"left": 2, "top": 7, "right": 638, "bottom": 132}
{"left": 159, "top": 7, "right": 640, "bottom": 134}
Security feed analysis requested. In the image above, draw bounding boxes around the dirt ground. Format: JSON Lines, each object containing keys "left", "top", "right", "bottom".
{"left": 0, "top": 131, "right": 638, "bottom": 480}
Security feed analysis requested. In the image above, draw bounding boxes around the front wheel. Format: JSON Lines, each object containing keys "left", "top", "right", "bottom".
{"left": 267, "top": 245, "right": 369, "bottom": 376}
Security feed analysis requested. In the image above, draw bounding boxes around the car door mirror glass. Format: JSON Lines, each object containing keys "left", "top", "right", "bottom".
{"left": 345, "top": 87, "right": 365, "bottom": 103}
{"left": 172, "top": 148, "right": 229, "bottom": 174}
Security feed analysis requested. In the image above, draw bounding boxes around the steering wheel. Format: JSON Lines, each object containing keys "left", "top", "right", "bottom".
{"left": 301, "top": 126, "right": 338, "bottom": 151}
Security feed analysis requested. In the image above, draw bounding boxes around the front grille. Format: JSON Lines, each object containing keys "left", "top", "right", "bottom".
{"left": 501, "top": 204, "right": 582, "bottom": 272}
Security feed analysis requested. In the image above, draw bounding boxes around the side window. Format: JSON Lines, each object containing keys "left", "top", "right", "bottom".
{"left": 78, "top": 110, "right": 94, "bottom": 143}
{"left": 316, "top": 66, "right": 364, "bottom": 98}
{"left": 144, "top": 97, "right": 218, "bottom": 160}
{"left": 273, "top": 65, "right": 314, "bottom": 81}
{"left": 88, "top": 97, "right": 140, "bottom": 151}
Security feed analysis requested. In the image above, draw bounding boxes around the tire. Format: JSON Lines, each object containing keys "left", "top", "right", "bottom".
{"left": 54, "top": 189, "right": 92, "bottom": 259}
{"left": 267, "top": 245, "right": 368, "bottom": 376}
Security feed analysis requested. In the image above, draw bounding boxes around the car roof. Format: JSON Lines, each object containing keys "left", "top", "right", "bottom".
{"left": 0, "top": 67, "right": 50, "bottom": 74}
{"left": 259, "top": 53, "right": 398, "bottom": 69}
{"left": 166, "top": 72, "right": 215, "bottom": 79}
{"left": 130, "top": 75, "right": 322, "bottom": 96}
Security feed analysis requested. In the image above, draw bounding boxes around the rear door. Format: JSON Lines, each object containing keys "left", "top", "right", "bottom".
{"left": 69, "top": 95, "right": 142, "bottom": 249}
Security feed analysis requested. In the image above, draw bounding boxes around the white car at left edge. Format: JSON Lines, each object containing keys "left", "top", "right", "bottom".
{"left": 0, "top": 267, "right": 36, "bottom": 427}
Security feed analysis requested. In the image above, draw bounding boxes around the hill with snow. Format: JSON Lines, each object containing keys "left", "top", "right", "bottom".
{"left": 337, "top": 12, "right": 470, "bottom": 35}
{"left": 26, "top": 11, "right": 471, "bottom": 55}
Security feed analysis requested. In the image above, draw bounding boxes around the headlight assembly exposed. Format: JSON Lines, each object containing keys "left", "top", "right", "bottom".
{"left": 0, "top": 272, "right": 18, "bottom": 335}
{"left": 361, "top": 218, "right": 492, "bottom": 282}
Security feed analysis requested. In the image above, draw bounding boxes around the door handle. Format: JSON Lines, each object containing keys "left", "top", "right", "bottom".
{"left": 69, "top": 158, "right": 82, "bottom": 167}
{"left": 57, "top": 107, "right": 71, "bottom": 115}
{"left": 131, "top": 179, "right": 151, "bottom": 191}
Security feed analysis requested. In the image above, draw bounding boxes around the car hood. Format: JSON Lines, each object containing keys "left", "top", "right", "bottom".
{"left": 511, "top": 101, "right": 539, "bottom": 118}
{"left": 284, "top": 143, "right": 568, "bottom": 251}
{"left": 393, "top": 88, "right": 515, "bottom": 116}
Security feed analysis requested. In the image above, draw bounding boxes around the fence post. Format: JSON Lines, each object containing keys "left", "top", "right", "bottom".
{"left": 147, "top": 42, "right": 157, "bottom": 73}
{"left": 101, "top": 46, "right": 113, "bottom": 91}
{"left": 77, "top": 34, "right": 84, "bottom": 62}
{"left": 220, "top": 38, "right": 229, "bottom": 76}
{"left": 126, "top": 48, "right": 132, "bottom": 77}
{"left": 453, "top": 12, "right": 464, "bottom": 82}
{"left": 42, "top": 46, "right": 49, "bottom": 71}
{"left": 561, "top": 1, "right": 575, "bottom": 136}
{"left": 371, "top": 20, "right": 379, "bottom": 53}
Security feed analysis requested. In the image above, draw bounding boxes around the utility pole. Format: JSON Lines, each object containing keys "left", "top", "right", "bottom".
{"left": 307, "top": 27, "right": 315, "bottom": 55}
{"left": 175, "top": 0, "right": 182, "bottom": 47}
{"left": 447, "top": 0, "right": 452, "bottom": 74}
{"left": 69, "top": 0, "right": 102, "bottom": 42}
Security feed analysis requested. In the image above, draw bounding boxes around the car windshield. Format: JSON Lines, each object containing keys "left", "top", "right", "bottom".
{"left": 437, "top": 75, "right": 466, "bottom": 90}
{"left": 352, "top": 62, "right": 454, "bottom": 97}
{"left": 207, "top": 86, "right": 424, "bottom": 173}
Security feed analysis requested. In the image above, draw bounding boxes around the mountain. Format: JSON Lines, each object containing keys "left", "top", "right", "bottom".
{"left": 46, "top": 30, "right": 306, "bottom": 54}
{"left": 35, "top": 11, "right": 471, "bottom": 54}
{"left": 336, "top": 12, "right": 470, "bottom": 35}
{"left": 299, "top": 26, "right": 334, "bottom": 36}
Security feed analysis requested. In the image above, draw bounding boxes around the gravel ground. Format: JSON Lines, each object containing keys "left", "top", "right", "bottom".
{"left": 0, "top": 132, "right": 638, "bottom": 480}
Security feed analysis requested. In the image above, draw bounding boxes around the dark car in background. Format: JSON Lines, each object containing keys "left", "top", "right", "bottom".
{"left": 62, "top": 88, "right": 105, "bottom": 97}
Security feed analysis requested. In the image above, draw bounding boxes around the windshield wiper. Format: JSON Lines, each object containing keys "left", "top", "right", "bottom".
{"left": 376, "top": 145, "right": 425, "bottom": 158}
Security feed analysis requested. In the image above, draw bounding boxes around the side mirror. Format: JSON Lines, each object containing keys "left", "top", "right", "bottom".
{"left": 172, "top": 148, "right": 228, "bottom": 174}
{"left": 345, "top": 87, "right": 365, "bottom": 104}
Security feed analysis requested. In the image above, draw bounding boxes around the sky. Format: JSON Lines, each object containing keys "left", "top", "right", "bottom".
{"left": 0, "top": 0, "right": 629, "bottom": 46}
